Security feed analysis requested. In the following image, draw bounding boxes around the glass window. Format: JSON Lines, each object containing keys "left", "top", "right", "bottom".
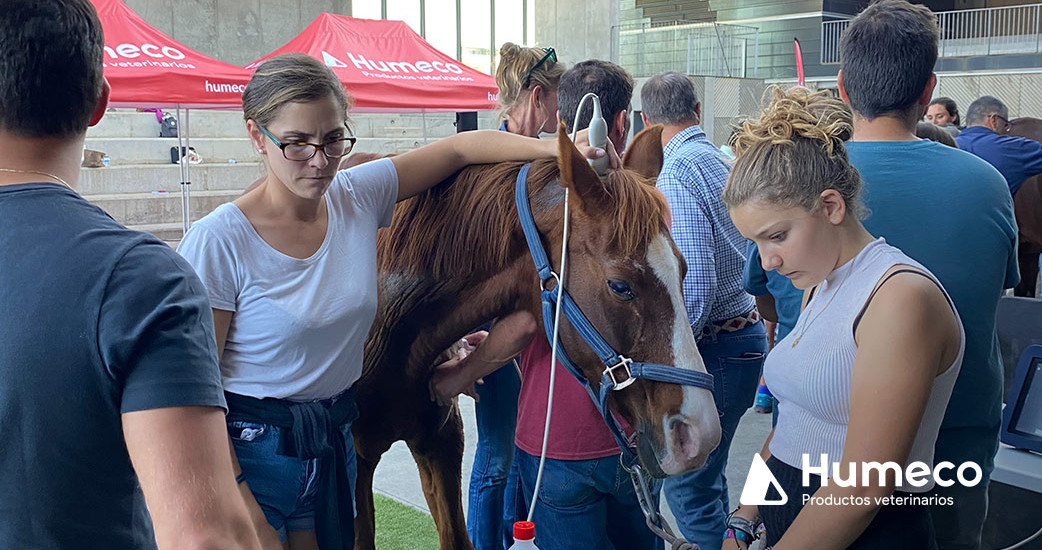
{"left": 526, "top": 0, "right": 535, "bottom": 45}
{"left": 460, "top": 0, "right": 492, "bottom": 73}
{"left": 351, "top": 0, "right": 534, "bottom": 67}
{"left": 494, "top": 0, "right": 525, "bottom": 59}
{"left": 494, "top": 0, "right": 524, "bottom": 46}
{"left": 424, "top": 0, "right": 459, "bottom": 58}
{"left": 387, "top": 0, "right": 422, "bottom": 34}
{"left": 353, "top": 0, "right": 382, "bottom": 19}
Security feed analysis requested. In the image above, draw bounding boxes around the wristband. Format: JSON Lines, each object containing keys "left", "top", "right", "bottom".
{"left": 726, "top": 515, "right": 760, "bottom": 539}
{"left": 723, "top": 527, "right": 754, "bottom": 543}
{"left": 235, "top": 471, "right": 247, "bottom": 484}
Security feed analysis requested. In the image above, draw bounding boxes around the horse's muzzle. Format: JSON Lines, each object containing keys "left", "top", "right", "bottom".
{"left": 652, "top": 387, "right": 721, "bottom": 477}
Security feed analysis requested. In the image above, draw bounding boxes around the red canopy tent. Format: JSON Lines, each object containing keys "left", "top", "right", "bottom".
{"left": 91, "top": 0, "right": 252, "bottom": 108}
{"left": 248, "top": 13, "right": 499, "bottom": 113}
{"left": 90, "top": 0, "right": 255, "bottom": 233}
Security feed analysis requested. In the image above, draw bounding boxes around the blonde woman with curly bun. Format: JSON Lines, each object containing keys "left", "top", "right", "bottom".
{"left": 723, "top": 88, "right": 964, "bottom": 550}
{"left": 495, "top": 43, "right": 563, "bottom": 137}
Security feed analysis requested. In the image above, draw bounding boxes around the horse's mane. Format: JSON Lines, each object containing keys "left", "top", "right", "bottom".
{"left": 378, "top": 158, "right": 667, "bottom": 280}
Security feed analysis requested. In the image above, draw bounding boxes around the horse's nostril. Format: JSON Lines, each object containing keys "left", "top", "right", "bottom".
{"left": 667, "top": 414, "right": 697, "bottom": 458}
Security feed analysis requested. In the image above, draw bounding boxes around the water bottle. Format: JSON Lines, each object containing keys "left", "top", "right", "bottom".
{"left": 754, "top": 384, "right": 774, "bottom": 414}
{"left": 508, "top": 521, "right": 539, "bottom": 550}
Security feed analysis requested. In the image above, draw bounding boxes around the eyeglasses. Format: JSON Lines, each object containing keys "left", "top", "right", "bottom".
{"left": 259, "top": 125, "right": 357, "bottom": 161}
{"left": 990, "top": 113, "right": 1011, "bottom": 132}
{"left": 523, "top": 47, "right": 557, "bottom": 89}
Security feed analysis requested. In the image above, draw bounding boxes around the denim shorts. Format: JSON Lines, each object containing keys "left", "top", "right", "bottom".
{"left": 229, "top": 420, "right": 357, "bottom": 541}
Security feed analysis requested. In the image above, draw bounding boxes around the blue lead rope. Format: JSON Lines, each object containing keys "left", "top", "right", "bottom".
{"left": 514, "top": 163, "right": 715, "bottom": 466}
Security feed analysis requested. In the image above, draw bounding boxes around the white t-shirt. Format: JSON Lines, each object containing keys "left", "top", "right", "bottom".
{"left": 177, "top": 158, "right": 398, "bottom": 401}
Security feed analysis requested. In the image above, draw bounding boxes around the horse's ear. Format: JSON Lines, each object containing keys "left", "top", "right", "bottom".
{"left": 621, "top": 124, "right": 665, "bottom": 179}
{"left": 556, "top": 122, "right": 611, "bottom": 215}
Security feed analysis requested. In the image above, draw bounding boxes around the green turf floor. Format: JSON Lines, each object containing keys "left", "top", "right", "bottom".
{"left": 373, "top": 494, "right": 441, "bottom": 549}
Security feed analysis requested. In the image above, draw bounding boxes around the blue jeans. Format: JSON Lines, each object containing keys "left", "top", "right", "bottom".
{"left": 229, "top": 420, "right": 357, "bottom": 542}
{"left": 516, "top": 448, "right": 662, "bottom": 550}
{"left": 662, "top": 322, "right": 767, "bottom": 550}
{"left": 467, "top": 363, "right": 524, "bottom": 550}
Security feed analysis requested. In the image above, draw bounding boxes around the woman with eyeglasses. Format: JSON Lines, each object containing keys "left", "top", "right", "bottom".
{"left": 176, "top": 53, "right": 607, "bottom": 550}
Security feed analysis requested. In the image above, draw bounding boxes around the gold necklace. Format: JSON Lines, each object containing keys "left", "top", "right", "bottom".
{"left": 789, "top": 263, "right": 854, "bottom": 348}
{"left": 0, "top": 168, "right": 72, "bottom": 190}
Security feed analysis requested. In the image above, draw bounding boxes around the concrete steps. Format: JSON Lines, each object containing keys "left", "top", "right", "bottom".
{"left": 78, "top": 162, "right": 264, "bottom": 195}
{"left": 127, "top": 222, "right": 188, "bottom": 243}
{"left": 82, "top": 109, "right": 498, "bottom": 238}
{"left": 86, "top": 189, "right": 241, "bottom": 226}
{"left": 90, "top": 110, "right": 247, "bottom": 138}
{"left": 91, "top": 110, "right": 463, "bottom": 140}
{"left": 84, "top": 137, "right": 254, "bottom": 165}
{"left": 84, "top": 136, "right": 443, "bottom": 165}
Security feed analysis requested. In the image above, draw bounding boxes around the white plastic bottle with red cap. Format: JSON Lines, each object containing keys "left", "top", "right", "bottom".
{"left": 508, "top": 521, "right": 539, "bottom": 549}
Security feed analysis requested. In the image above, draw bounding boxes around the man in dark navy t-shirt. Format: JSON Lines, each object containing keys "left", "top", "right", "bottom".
{"left": 0, "top": 2, "right": 260, "bottom": 549}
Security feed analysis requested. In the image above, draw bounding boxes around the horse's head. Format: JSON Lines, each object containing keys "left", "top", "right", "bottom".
{"left": 532, "top": 124, "right": 721, "bottom": 477}
{"left": 1001, "top": 116, "right": 1042, "bottom": 139}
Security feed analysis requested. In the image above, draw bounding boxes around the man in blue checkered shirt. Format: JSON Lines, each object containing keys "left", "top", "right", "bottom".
{"left": 641, "top": 72, "right": 767, "bottom": 550}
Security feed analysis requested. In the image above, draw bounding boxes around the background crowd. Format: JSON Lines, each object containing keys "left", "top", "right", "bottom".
{"left": 0, "top": 0, "right": 1038, "bottom": 550}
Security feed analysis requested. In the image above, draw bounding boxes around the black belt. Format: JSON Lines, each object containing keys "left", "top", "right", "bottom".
{"left": 226, "top": 387, "right": 358, "bottom": 550}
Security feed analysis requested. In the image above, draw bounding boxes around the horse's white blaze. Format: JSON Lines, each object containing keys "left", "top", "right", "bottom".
{"left": 647, "top": 234, "right": 706, "bottom": 375}
{"left": 647, "top": 234, "right": 720, "bottom": 467}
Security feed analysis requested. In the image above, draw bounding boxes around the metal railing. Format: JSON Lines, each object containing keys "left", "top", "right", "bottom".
{"left": 821, "top": 3, "right": 1042, "bottom": 65}
{"left": 614, "top": 21, "right": 760, "bottom": 78}
{"left": 821, "top": 18, "right": 849, "bottom": 65}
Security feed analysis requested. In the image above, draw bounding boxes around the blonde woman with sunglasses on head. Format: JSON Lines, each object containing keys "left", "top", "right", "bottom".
{"left": 432, "top": 42, "right": 565, "bottom": 550}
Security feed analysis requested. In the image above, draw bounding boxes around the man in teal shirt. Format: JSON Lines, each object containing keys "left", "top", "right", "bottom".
{"left": 838, "top": 2, "right": 1019, "bottom": 549}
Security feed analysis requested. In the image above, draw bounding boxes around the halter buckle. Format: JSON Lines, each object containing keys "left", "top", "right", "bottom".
{"left": 541, "top": 271, "right": 561, "bottom": 292}
{"left": 605, "top": 356, "right": 636, "bottom": 390}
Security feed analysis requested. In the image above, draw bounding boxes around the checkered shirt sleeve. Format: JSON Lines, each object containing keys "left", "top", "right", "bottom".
{"left": 657, "top": 126, "right": 753, "bottom": 335}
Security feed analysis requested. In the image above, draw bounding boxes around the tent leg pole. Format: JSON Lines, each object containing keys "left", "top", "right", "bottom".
{"left": 184, "top": 109, "right": 192, "bottom": 233}
{"left": 176, "top": 107, "right": 188, "bottom": 237}
{"left": 422, "top": 111, "right": 428, "bottom": 144}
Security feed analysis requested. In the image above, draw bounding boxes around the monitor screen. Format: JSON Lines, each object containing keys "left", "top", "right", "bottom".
{"left": 1011, "top": 357, "right": 1042, "bottom": 439}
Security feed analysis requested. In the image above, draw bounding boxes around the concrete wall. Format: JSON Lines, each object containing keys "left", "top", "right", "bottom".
{"left": 534, "top": 0, "right": 616, "bottom": 65}
{"left": 632, "top": 76, "right": 766, "bottom": 145}
{"left": 935, "top": 71, "right": 1042, "bottom": 119}
{"left": 124, "top": 0, "right": 353, "bottom": 66}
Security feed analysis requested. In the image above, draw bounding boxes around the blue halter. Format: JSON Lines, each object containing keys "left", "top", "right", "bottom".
{"left": 514, "top": 163, "right": 715, "bottom": 466}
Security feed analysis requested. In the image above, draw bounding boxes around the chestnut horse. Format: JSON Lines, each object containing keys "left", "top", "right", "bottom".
{"left": 1000, "top": 117, "right": 1042, "bottom": 297}
{"left": 350, "top": 126, "right": 721, "bottom": 549}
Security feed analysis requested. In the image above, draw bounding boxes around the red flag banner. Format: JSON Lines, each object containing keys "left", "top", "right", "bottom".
{"left": 794, "top": 37, "right": 806, "bottom": 87}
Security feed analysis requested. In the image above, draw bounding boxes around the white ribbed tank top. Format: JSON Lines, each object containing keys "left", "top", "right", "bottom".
{"left": 766, "top": 238, "right": 964, "bottom": 493}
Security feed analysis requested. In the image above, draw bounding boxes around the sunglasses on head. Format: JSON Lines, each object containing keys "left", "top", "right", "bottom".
{"left": 523, "top": 47, "right": 556, "bottom": 89}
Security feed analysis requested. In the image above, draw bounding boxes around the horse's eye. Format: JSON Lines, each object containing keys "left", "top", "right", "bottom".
{"left": 607, "top": 279, "right": 636, "bottom": 301}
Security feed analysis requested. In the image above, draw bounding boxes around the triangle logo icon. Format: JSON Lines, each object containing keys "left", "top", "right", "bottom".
{"left": 739, "top": 454, "right": 788, "bottom": 506}
{"left": 322, "top": 51, "right": 348, "bottom": 68}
